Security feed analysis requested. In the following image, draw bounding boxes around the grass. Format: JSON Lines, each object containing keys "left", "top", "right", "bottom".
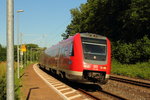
{"left": 0, "top": 62, "right": 18, "bottom": 76}
{"left": 0, "top": 62, "right": 6, "bottom": 76}
{"left": 0, "top": 62, "right": 20, "bottom": 99}
{"left": 0, "top": 61, "right": 34, "bottom": 99}
{"left": 112, "top": 59, "right": 150, "bottom": 80}
{"left": 0, "top": 62, "right": 7, "bottom": 99}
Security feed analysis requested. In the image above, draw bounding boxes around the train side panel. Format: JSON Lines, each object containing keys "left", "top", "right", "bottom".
{"left": 70, "top": 33, "right": 84, "bottom": 72}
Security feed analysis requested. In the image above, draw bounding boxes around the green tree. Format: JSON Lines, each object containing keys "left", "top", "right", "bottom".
{"left": 65, "top": 0, "right": 150, "bottom": 42}
{"left": 121, "top": 0, "right": 150, "bottom": 42}
{"left": 64, "top": 0, "right": 150, "bottom": 63}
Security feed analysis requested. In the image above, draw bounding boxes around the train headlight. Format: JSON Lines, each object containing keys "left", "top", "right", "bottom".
{"left": 84, "top": 64, "right": 90, "bottom": 68}
{"left": 100, "top": 66, "right": 107, "bottom": 69}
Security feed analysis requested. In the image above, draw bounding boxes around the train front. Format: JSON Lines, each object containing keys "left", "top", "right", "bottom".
{"left": 80, "top": 33, "right": 111, "bottom": 84}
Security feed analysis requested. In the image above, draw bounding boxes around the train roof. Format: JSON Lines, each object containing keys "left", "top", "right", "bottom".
{"left": 45, "top": 33, "right": 107, "bottom": 53}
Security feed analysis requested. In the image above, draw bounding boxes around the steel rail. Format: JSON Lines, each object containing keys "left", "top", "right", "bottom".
{"left": 78, "top": 88, "right": 127, "bottom": 100}
{"left": 110, "top": 76, "right": 150, "bottom": 88}
{"left": 98, "top": 90, "right": 127, "bottom": 100}
{"left": 78, "top": 88, "right": 100, "bottom": 100}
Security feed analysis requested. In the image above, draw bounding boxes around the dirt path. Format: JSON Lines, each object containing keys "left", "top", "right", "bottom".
{"left": 20, "top": 64, "right": 63, "bottom": 100}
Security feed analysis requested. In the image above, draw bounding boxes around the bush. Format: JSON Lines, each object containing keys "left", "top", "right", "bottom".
{"left": 112, "top": 35, "right": 150, "bottom": 64}
{"left": 112, "top": 41, "right": 133, "bottom": 63}
{"left": 0, "top": 76, "right": 19, "bottom": 100}
{"left": 0, "top": 76, "right": 6, "bottom": 100}
{"left": 133, "top": 36, "right": 150, "bottom": 62}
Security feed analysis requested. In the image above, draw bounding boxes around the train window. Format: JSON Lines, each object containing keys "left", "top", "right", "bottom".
{"left": 69, "top": 43, "right": 74, "bottom": 56}
{"left": 65, "top": 46, "right": 68, "bottom": 56}
{"left": 65, "top": 47, "right": 68, "bottom": 52}
{"left": 82, "top": 37, "right": 106, "bottom": 44}
{"left": 61, "top": 47, "right": 67, "bottom": 56}
{"left": 61, "top": 47, "right": 64, "bottom": 56}
{"left": 82, "top": 43, "right": 106, "bottom": 61}
{"left": 81, "top": 38, "right": 107, "bottom": 61}
{"left": 83, "top": 43, "right": 106, "bottom": 54}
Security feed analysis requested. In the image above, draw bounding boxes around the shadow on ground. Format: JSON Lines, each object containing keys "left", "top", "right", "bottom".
{"left": 26, "top": 87, "right": 39, "bottom": 100}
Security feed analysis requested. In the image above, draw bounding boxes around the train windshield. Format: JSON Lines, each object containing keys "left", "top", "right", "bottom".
{"left": 81, "top": 37, "right": 107, "bottom": 62}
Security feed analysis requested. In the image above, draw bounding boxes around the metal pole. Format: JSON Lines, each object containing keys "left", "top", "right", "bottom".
{"left": 24, "top": 51, "right": 26, "bottom": 66}
{"left": 26, "top": 46, "right": 28, "bottom": 64}
{"left": 17, "top": 10, "right": 24, "bottom": 78}
{"left": 31, "top": 48, "right": 33, "bottom": 62}
{"left": 17, "top": 11, "right": 20, "bottom": 79}
{"left": 27, "top": 47, "right": 28, "bottom": 64}
{"left": 30, "top": 48, "right": 32, "bottom": 62}
{"left": 20, "top": 33, "right": 23, "bottom": 68}
{"left": 6, "top": 0, "right": 14, "bottom": 100}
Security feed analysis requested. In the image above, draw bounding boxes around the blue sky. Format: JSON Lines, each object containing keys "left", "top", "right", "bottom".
{"left": 0, "top": 0, "right": 87, "bottom": 47}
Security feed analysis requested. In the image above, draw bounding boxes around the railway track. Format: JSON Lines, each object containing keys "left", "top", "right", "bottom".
{"left": 110, "top": 76, "right": 150, "bottom": 88}
{"left": 36, "top": 64, "right": 150, "bottom": 100}
{"left": 35, "top": 64, "right": 129, "bottom": 100}
{"left": 35, "top": 64, "right": 150, "bottom": 100}
{"left": 78, "top": 88, "right": 127, "bottom": 100}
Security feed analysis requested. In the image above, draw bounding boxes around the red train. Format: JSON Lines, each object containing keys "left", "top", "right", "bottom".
{"left": 39, "top": 33, "right": 111, "bottom": 84}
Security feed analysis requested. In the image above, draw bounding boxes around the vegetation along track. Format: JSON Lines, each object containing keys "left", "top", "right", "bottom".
{"left": 110, "top": 76, "right": 150, "bottom": 88}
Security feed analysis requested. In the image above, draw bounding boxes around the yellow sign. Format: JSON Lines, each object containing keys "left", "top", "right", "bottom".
{"left": 21, "top": 44, "right": 26, "bottom": 52}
